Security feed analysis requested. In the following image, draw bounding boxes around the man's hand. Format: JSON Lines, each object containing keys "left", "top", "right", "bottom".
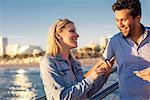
{"left": 134, "top": 67, "right": 150, "bottom": 82}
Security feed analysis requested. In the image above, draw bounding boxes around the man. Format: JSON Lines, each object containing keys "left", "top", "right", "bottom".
{"left": 103, "top": 0, "right": 150, "bottom": 99}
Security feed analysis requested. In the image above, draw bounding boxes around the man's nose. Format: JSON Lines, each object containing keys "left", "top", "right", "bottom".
{"left": 118, "top": 21, "right": 124, "bottom": 27}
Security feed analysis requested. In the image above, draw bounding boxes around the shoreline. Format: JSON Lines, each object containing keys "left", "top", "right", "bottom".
{"left": 0, "top": 57, "right": 101, "bottom": 69}
{"left": 0, "top": 63, "right": 39, "bottom": 69}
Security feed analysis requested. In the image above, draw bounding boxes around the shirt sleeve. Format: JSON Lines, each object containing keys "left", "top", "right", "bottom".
{"left": 103, "top": 39, "right": 115, "bottom": 60}
{"left": 87, "top": 75, "right": 107, "bottom": 98}
{"left": 40, "top": 56, "right": 95, "bottom": 100}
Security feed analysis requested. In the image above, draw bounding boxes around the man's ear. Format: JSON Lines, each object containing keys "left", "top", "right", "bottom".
{"left": 136, "top": 15, "right": 141, "bottom": 23}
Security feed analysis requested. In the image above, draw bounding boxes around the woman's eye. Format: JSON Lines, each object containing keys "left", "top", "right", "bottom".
{"left": 70, "top": 30, "right": 74, "bottom": 32}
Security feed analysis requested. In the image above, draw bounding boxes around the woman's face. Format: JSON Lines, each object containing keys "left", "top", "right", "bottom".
{"left": 58, "top": 23, "right": 79, "bottom": 50}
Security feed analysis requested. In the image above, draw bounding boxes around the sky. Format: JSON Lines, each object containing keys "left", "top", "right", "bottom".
{"left": 0, "top": 0, "right": 150, "bottom": 50}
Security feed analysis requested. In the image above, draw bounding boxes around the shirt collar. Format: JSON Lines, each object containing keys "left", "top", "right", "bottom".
{"left": 144, "top": 26, "right": 150, "bottom": 38}
{"left": 55, "top": 53, "right": 74, "bottom": 62}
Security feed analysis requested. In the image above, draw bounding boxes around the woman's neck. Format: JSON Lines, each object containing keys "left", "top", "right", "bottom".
{"left": 59, "top": 49, "right": 70, "bottom": 61}
{"left": 59, "top": 51, "right": 72, "bottom": 67}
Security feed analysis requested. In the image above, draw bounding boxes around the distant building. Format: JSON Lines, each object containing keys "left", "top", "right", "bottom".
{"left": 100, "top": 37, "right": 108, "bottom": 49}
{"left": 0, "top": 36, "right": 8, "bottom": 57}
{"left": 5, "top": 44, "right": 43, "bottom": 57}
{"left": 0, "top": 36, "right": 44, "bottom": 57}
{"left": 5, "top": 44, "right": 20, "bottom": 57}
{"left": 86, "top": 41, "right": 100, "bottom": 50}
{"left": 18, "top": 45, "right": 43, "bottom": 56}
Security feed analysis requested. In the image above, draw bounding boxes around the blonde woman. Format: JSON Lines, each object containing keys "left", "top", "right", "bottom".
{"left": 40, "top": 19, "right": 112, "bottom": 100}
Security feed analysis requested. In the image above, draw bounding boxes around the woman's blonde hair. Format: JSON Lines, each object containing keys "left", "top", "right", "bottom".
{"left": 46, "top": 19, "right": 73, "bottom": 56}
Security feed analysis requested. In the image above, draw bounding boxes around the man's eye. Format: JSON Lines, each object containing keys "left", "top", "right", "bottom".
{"left": 116, "top": 19, "right": 119, "bottom": 22}
{"left": 123, "top": 19, "right": 127, "bottom": 21}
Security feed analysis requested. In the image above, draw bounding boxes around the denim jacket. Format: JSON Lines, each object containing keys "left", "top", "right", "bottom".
{"left": 40, "top": 54, "right": 106, "bottom": 100}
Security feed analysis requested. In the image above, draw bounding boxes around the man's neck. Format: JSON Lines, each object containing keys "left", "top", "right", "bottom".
{"left": 130, "top": 24, "right": 143, "bottom": 45}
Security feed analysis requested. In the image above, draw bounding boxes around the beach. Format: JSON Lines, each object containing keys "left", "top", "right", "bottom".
{"left": 0, "top": 63, "right": 39, "bottom": 69}
{"left": 0, "top": 57, "right": 101, "bottom": 69}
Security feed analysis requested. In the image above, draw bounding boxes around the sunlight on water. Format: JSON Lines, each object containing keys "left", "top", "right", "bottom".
{"left": 0, "top": 67, "right": 118, "bottom": 99}
{"left": 10, "top": 69, "right": 37, "bottom": 100}
{"left": 17, "top": 69, "right": 26, "bottom": 74}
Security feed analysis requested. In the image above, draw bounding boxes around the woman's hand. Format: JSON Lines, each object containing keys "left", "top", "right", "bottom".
{"left": 85, "top": 57, "right": 114, "bottom": 80}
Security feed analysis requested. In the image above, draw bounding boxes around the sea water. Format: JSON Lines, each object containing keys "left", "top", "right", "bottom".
{"left": 0, "top": 66, "right": 119, "bottom": 100}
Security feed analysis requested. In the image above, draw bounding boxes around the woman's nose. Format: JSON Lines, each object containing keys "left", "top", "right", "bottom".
{"left": 75, "top": 32, "right": 79, "bottom": 38}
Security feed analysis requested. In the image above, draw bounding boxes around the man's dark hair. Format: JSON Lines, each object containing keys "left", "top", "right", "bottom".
{"left": 112, "top": 0, "right": 141, "bottom": 19}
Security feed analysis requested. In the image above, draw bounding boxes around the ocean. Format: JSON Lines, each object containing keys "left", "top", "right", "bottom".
{"left": 0, "top": 66, "right": 119, "bottom": 100}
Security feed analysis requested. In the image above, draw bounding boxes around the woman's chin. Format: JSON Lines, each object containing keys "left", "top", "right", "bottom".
{"left": 70, "top": 45, "right": 77, "bottom": 49}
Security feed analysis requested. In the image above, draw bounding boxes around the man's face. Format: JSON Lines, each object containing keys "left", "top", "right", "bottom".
{"left": 115, "top": 9, "right": 139, "bottom": 37}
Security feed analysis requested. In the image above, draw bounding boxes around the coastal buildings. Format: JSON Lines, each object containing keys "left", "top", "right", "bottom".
{"left": 86, "top": 41, "right": 100, "bottom": 50}
{"left": 0, "top": 36, "right": 43, "bottom": 57}
{"left": 0, "top": 35, "right": 111, "bottom": 64}
{"left": 17, "top": 45, "right": 43, "bottom": 56}
{"left": 5, "top": 44, "right": 20, "bottom": 57}
{"left": 99, "top": 34, "right": 113, "bottom": 49}
{"left": 0, "top": 35, "right": 111, "bottom": 58}
{"left": 100, "top": 36, "right": 109, "bottom": 49}
{"left": 5, "top": 45, "right": 43, "bottom": 57}
{"left": 0, "top": 36, "right": 8, "bottom": 57}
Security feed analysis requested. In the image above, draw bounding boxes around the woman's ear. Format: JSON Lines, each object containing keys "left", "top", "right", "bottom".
{"left": 56, "top": 33, "right": 62, "bottom": 40}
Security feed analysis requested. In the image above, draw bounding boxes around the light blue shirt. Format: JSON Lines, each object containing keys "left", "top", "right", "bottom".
{"left": 40, "top": 54, "right": 106, "bottom": 100}
{"left": 103, "top": 25, "right": 150, "bottom": 100}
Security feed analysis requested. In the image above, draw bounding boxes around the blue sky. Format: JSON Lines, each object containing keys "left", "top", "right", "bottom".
{"left": 0, "top": 0, "right": 150, "bottom": 49}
